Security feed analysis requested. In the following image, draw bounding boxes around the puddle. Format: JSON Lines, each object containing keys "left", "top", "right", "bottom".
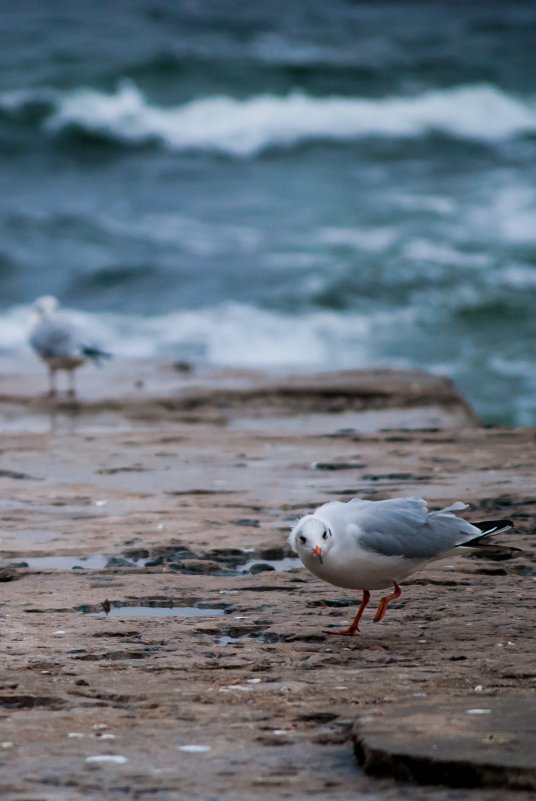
{"left": 98, "top": 606, "right": 226, "bottom": 619}
{"left": 238, "top": 557, "right": 301, "bottom": 574}
{"left": 217, "top": 635, "right": 248, "bottom": 646}
{"left": 77, "top": 598, "right": 228, "bottom": 618}
{"left": 12, "top": 554, "right": 150, "bottom": 571}
{"left": 14, "top": 550, "right": 302, "bottom": 575}
{"left": 21, "top": 555, "right": 111, "bottom": 570}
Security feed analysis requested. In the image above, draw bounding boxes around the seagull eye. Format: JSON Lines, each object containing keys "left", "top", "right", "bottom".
{"left": 298, "top": 535, "right": 306, "bottom": 544}
{"left": 322, "top": 530, "right": 329, "bottom": 540}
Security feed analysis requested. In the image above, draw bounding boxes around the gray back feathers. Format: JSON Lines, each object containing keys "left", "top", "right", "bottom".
{"left": 317, "top": 496, "right": 481, "bottom": 559}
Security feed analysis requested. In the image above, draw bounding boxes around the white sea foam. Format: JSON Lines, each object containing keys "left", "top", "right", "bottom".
{"left": 466, "top": 184, "right": 536, "bottom": 245}
{"left": 1, "top": 298, "right": 533, "bottom": 425}
{"left": 393, "top": 195, "right": 458, "bottom": 215}
{"left": 498, "top": 264, "right": 536, "bottom": 289}
{"left": 0, "top": 302, "right": 381, "bottom": 368}
{"left": 402, "top": 240, "right": 489, "bottom": 269}
{"left": 316, "top": 226, "right": 398, "bottom": 252}
{"left": 4, "top": 81, "right": 536, "bottom": 155}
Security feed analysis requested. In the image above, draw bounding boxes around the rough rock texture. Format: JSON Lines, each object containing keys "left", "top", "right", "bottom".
{"left": 353, "top": 696, "right": 536, "bottom": 789}
{"left": 0, "top": 361, "right": 534, "bottom": 801}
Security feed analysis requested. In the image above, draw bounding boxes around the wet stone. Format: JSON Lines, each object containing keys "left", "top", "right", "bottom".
{"left": 168, "top": 559, "right": 223, "bottom": 574}
{"left": 0, "top": 365, "right": 534, "bottom": 801}
{"left": 248, "top": 563, "right": 276, "bottom": 575}
{"left": 353, "top": 695, "right": 536, "bottom": 790}
{"left": 7, "top": 548, "right": 302, "bottom": 577}
{"left": 105, "top": 556, "right": 137, "bottom": 568}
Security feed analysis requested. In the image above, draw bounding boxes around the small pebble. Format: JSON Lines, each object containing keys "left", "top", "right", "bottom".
{"left": 178, "top": 745, "right": 211, "bottom": 753}
{"left": 86, "top": 755, "right": 127, "bottom": 764}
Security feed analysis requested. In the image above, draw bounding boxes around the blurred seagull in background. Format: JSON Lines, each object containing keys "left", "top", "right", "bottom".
{"left": 29, "top": 296, "right": 111, "bottom": 398}
{"left": 289, "top": 496, "right": 513, "bottom": 635}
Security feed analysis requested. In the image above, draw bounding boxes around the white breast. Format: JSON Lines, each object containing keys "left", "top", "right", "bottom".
{"left": 300, "top": 542, "right": 425, "bottom": 591}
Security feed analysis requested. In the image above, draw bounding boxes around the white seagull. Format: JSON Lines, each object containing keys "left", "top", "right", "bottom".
{"left": 289, "top": 496, "right": 513, "bottom": 635}
{"left": 29, "top": 296, "right": 111, "bottom": 397}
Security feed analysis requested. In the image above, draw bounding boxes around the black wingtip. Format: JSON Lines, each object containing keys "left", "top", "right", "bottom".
{"left": 81, "top": 346, "right": 112, "bottom": 362}
{"left": 473, "top": 519, "right": 514, "bottom": 535}
{"left": 462, "top": 519, "right": 515, "bottom": 547}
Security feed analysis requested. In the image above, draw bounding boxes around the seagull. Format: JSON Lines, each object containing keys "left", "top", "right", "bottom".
{"left": 289, "top": 496, "right": 513, "bottom": 635}
{"left": 29, "top": 296, "right": 111, "bottom": 398}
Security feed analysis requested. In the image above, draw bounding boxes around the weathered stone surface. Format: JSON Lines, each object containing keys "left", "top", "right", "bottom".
{"left": 353, "top": 696, "right": 536, "bottom": 789}
{"left": 0, "top": 361, "right": 534, "bottom": 800}
{"left": 0, "top": 358, "right": 477, "bottom": 431}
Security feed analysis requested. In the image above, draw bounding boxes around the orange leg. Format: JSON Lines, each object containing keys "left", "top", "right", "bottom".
{"left": 326, "top": 590, "right": 371, "bottom": 636}
{"left": 67, "top": 369, "right": 77, "bottom": 398}
{"left": 47, "top": 368, "right": 57, "bottom": 398}
{"left": 373, "top": 581, "right": 402, "bottom": 623}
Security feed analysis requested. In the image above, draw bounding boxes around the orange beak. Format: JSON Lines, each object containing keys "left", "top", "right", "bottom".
{"left": 313, "top": 545, "right": 323, "bottom": 563}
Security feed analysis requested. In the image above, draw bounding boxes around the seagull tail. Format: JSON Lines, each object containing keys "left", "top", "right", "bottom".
{"left": 471, "top": 519, "right": 514, "bottom": 538}
{"left": 81, "top": 346, "right": 112, "bottom": 365}
{"left": 459, "top": 519, "right": 519, "bottom": 551}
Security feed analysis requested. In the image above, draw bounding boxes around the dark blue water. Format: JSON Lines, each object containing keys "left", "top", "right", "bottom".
{"left": 1, "top": 1, "right": 536, "bottom": 424}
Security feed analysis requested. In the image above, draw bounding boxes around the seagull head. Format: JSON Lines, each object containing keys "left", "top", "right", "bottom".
{"left": 34, "top": 295, "right": 59, "bottom": 318}
{"left": 290, "top": 515, "right": 334, "bottom": 565}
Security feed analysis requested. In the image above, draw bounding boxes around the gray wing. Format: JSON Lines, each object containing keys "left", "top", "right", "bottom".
{"left": 29, "top": 318, "right": 81, "bottom": 359}
{"left": 341, "top": 497, "right": 479, "bottom": 559}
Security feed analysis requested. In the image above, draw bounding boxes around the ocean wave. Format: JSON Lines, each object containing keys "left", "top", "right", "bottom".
{"left": 464, "top": 184, "right": 536, "bottom": 246}
{"left": 0, "top": 302, "right": 382, "bottom": 367}
{"left": 3, "top": 298, "right": 534, "bottom": 425}
{"left": 2, "top": 81, "right": 536, "bottom": 155}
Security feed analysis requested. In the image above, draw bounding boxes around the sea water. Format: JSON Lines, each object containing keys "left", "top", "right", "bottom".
{"left": 1, "top": 1, "right": 535, "bottom": 425}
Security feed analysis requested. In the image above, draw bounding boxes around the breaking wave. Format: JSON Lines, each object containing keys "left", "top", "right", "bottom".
{"left": 2, "top": 81, "right": 536, "bottom": 155}
{"left": 0, "top": 302, "right": 385, "bottom": 368}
